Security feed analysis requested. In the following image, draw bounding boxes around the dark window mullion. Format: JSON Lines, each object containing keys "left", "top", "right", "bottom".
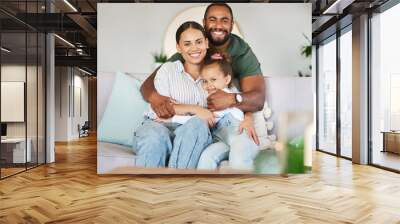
{"left": 316, "top": 44, "right": 320, "bottom": 151}
{"left": 336, "top": 28, "right": 341, "bottom": 157}
{"left": 25, "top": 0, "right": 28, "bottom": 171}
{"left": 367, "top": 11, "right": 373, "bottom": 165}
{"left": 36, "top": 0, "right": 39, "bottom": 168}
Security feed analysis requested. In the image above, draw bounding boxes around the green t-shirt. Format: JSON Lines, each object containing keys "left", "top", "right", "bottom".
{"left": 168, "top": 34, "right": 262, "bottom": 80}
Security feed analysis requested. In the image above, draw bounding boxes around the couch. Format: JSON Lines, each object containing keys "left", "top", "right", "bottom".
{"left": 97, "top": 71, "right": 313, "bottom": 174}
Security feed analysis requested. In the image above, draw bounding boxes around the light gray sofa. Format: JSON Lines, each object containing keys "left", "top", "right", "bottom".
{"left": 97, "top": 72, "right": 313, "bottom": 174}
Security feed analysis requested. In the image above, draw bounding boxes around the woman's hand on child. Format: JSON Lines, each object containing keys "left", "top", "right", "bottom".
{"left": 155, "top": 117, "right": 172, "bottom": 123}
{"left": 239, "top": 118, "right": 260, "bottom": 145}
{"left": 149, "top": 93, "right": 175, "bottom": 119}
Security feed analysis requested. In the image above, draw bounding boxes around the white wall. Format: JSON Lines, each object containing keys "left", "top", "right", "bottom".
{"left": 72, "top": 74, "right": 89, "bottom": 138}
{"left": 1, "top": 66, "right": 26, "bottom": 127}
{"left": 231, "top": 4, "right": 311, "bottom": 77}
{"left": 266, "top": 77, "right": 314, "bottom": 135}
{"left": 98, "top": 3, "right": 311, "bottom": 76}
{"left": 55, "top": 67, "right": 89, "bottom": 141}
{"left": 1, "top": 82, "right": 25, "bottom": 122}
{"left": 1, "top": 64, "right": 46, "bottom": 164}
{"left": 1, "top": 65, "right": 41, "bottom": 138}
{"left": 55, "top": 67, "right": 68, "bottom": 141}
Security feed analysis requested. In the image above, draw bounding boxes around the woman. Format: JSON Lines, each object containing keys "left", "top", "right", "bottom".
{"left": 133, "top": 21, "right": 213, "bottom": 169}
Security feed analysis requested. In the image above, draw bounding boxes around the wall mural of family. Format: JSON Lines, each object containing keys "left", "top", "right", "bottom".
{"left": 97, "top": 3, "right": 312, "bottom": 174}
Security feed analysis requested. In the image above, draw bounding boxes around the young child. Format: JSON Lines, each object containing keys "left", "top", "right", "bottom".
{"left": 168, "top": 52, "right": 244, "bottom": 125}
{"left": 197, "top": 53, "right": 259, "bottom": 170}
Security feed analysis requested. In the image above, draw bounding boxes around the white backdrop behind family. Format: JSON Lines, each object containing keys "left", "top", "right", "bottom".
{"left": 98, "top": 3, "right": 311, "bottom": 76}
{"left": 96, "top": 3, "right": 313, "bottom": 174}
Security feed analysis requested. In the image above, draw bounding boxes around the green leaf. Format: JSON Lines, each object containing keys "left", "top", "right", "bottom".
{"left": 301, "top": 45, "right": 312, "bottom": 58}
{"left": 152, "top": 51, "right": 168, "bottom": 63}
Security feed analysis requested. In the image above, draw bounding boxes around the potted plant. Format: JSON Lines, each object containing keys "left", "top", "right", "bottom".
{"left": 298, "top": 33, "right": 312, "bottom": 77}
{"left": 152, "top": 51, "right": 168, "bottom": 70}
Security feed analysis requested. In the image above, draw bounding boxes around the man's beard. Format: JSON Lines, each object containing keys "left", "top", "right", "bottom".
{"left": 206, "top": 28, "right": 231, "bottom": 46}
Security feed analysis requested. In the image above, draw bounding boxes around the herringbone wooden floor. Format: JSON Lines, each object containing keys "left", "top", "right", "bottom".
{"left": 1, "top": 135, "right": 400, "bottom": 224}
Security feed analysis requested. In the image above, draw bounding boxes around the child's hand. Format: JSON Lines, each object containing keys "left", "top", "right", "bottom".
{"left": 239, "top": 116, "right": 260, "bottom": 145}
{"left": 194, "top": 107, "right": 216, "bottom": 127}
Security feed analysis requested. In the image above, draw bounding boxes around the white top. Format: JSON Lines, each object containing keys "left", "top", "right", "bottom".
{"left": 146, "top": 61, "right": 244, "bottom": 124}
{"left": 146, "top": 61, "right": 208, "bottom": 119}
{"left": 213, "top": 88, "right": 244, "bottom": 121}
{"left": 170, "top": 89, "right": 244, "bottom": 125}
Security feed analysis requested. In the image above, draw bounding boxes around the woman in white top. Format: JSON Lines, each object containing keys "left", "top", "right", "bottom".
{"left": 135, "top": 21, "right": 258, "bottom": 170}
{"left": 133, "top": 21, "right": 214, "bottom": 169}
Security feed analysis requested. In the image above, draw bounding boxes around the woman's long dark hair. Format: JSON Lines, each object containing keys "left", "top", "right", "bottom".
{"left": 175, "top": 21, "right": 206, "bottom": 43}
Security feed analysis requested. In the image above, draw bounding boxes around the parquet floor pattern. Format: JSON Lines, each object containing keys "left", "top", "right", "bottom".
{"left": 0, "top": 135, "right": 400, "bottom": 224}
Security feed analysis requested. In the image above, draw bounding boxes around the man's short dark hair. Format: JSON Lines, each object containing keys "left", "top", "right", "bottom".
{"left": 204, "top": 3, "right": 234, "bottom": 21}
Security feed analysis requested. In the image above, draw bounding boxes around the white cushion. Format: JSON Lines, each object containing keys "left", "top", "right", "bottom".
{"left": 253, "top": 110, "right": 271, "bottom": 150}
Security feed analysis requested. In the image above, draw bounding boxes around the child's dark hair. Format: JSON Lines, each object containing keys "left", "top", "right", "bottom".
{"left": 176, "top": 21, "right": 206, "bottom": 43}
{"left": 200, "top": 49, "right": 233, "bottom": 86}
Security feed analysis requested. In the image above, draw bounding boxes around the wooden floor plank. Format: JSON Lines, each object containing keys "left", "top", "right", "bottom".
{"left": 0, "top": 135, "right": 399, "bottom": 223}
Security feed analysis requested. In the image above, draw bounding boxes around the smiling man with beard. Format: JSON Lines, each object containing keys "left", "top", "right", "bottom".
{"left": 141, "top": 3, "right": 265, "bottom": 118}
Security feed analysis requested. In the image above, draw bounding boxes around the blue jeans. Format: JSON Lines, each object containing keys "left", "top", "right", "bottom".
{"left": 197, "top": 114, "right": 258, "bottom": 170}
{"left": 132, "top": 117, "right": 212, "bottom": 169}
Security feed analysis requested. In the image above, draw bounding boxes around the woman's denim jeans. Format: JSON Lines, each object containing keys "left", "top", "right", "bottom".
{"left": 132, "top": 117, "right": 212, "bottom": 169}
{"left": 197, "top": 114, "right": 258, "bottom": 171}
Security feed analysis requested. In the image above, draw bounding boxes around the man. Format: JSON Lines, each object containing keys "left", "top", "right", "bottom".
{"left": 140, "top": 3, "right": 265, "bottom": 119}
{"left": 140, "top": 3, "right": 265, "bottom": 170}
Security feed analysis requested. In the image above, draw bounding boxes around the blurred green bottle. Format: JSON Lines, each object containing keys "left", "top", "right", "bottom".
{"left": 286, "top": 136, "right": 305, "bottom": 173}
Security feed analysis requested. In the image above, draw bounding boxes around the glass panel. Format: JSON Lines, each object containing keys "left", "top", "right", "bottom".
{"left": 318, "top": 37, "right": 337, "bottom": 154}
{"left": 340, "top": 29, "right": 352, "bottom": 158}
{"left": 1, "top": 31, "right": 27, "bottom": 177}
{"left": 371, "top": 4, "right": 400, "bottom": 171}
{"left": 0, "top": 1, "right": 46, "bottom": 178}
{"left": 27, "top": 0, "right": 39, "bottom": 170}
{"left": 38, "top": 32, "right": 45, "bottom": 165}
{"left": 27, "top": 31, "right": 38, "bottom": 169}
